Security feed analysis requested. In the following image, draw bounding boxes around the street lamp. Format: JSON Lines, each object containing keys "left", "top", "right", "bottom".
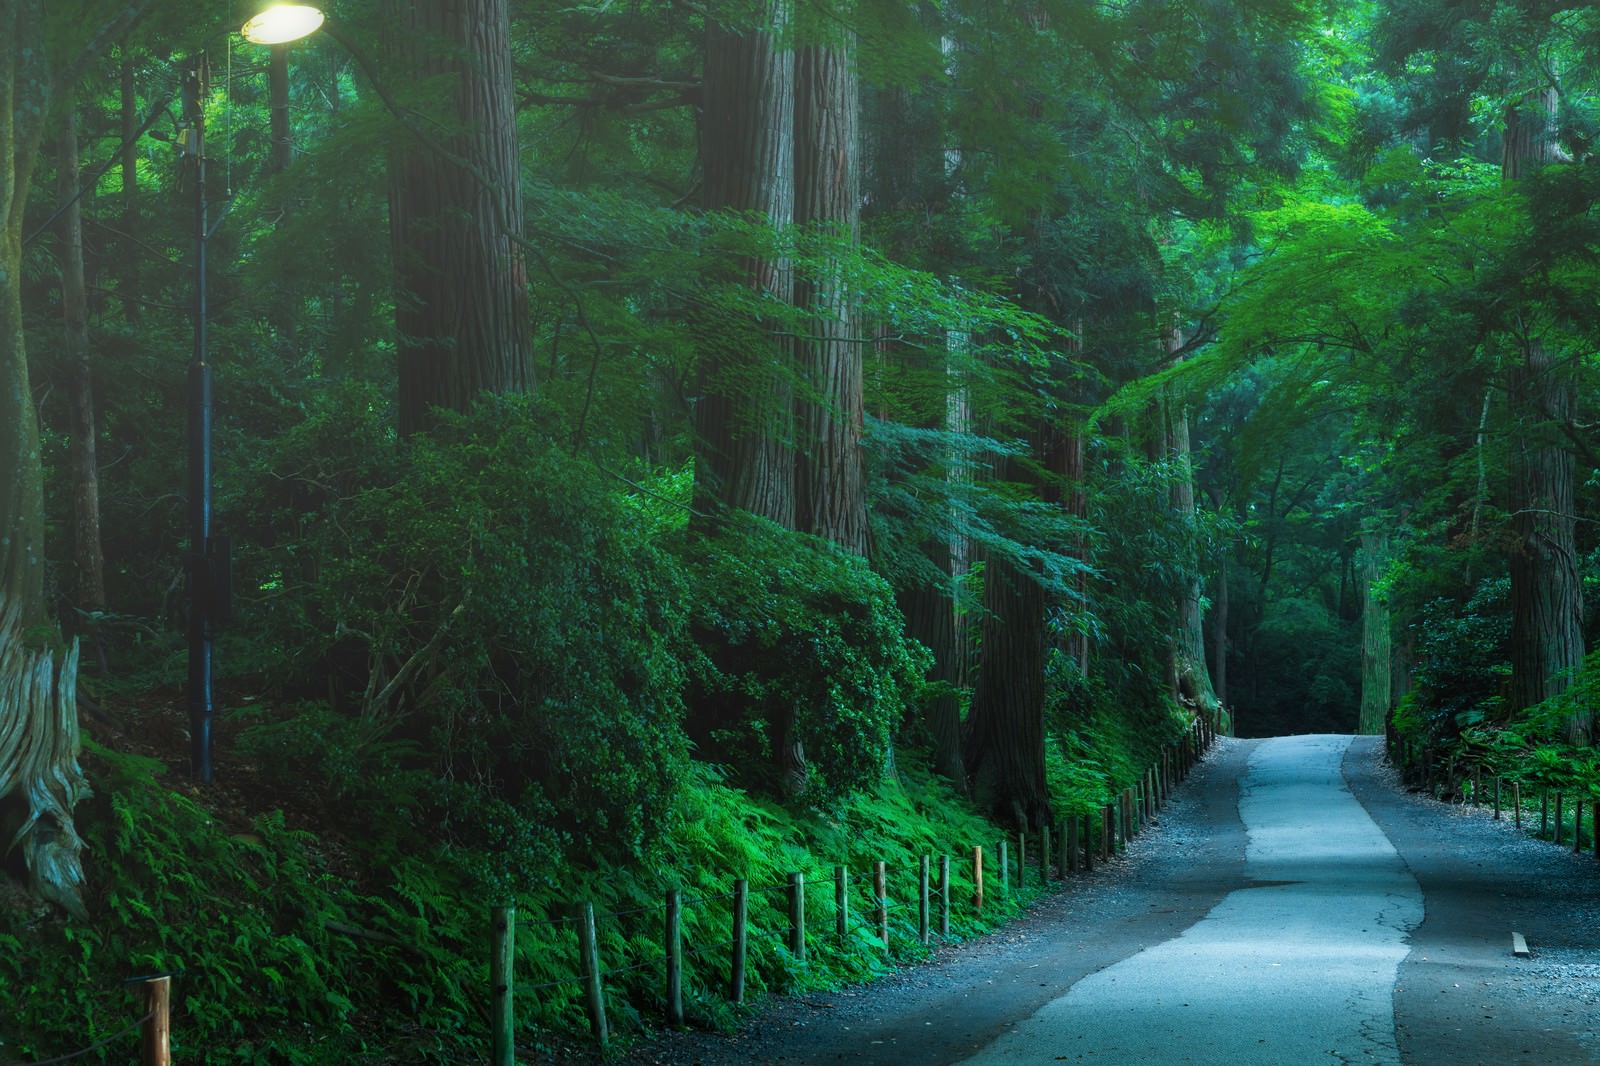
{"left": 184, "top": 3, "right": 326, "bottom": 783}
{"left": 240, "top": 4, "right": 325, "bottom": 45}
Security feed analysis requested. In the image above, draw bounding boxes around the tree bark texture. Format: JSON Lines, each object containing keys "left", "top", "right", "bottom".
{"left": 694, "top": 0, "right": 797, "bottom": 528}
{"left": 1501, "top": 90, "right": 1587, "bottom": 741}
{"left": 1164, "top": 325, "right": 1218, "bottom": 719}
{"left": 1358, "top": 529, "right": 1391, "bottom": 736}
{"left": 898, "top": 541, "right": 966, "bottom": 792}
{"left": 386, "top": 0, "right": 532, "bottom": 437}
{"left": 794, "top": 36, "right": 867, "bottom": 555}
{"left": 965, "top": 542, "right": 1051, "bottom": 830}
{"left": 57, "top": 91, "right": 107, "bottom": 612}
{"left": 0, "top": 0, "right": 138, "bottom": 920}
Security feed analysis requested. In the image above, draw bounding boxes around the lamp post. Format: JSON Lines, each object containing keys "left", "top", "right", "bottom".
{"left": 182, "top": 51, "right": 220, "bottom": 783}
{"left": 184, "top": 3, "right": 326, "bottom": 783}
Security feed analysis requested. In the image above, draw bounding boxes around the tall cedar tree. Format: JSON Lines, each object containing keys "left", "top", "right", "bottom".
{"left": 794, "top": 31, "right": 868, "bottom": 554}
{"left": 385, "top": 0, "right": 532, "bottom": 436}
{"left": 1502, "top": 91, "right": 1586, "bottom": 740}
{"left": 694, "top": 0, "right": 797, "bottom": 527}
{"left": 1, "top": 0, "right": 149, "bottom": 919}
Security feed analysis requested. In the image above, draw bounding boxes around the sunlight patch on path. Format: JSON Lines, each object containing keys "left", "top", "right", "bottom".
{"left": 956, "top": 735, "right": 1424, "bottom": 1065}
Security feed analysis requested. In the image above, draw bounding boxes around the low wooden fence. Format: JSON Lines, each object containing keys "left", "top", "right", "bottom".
{"left": 1392, "top": 737, "right": 1600, "bottom": 856}
{"left": 488, "top": 715, "right": 1220, "bottom": 1061}
{"left": 19, "top": 975, "right": 170, "bottom": 1066}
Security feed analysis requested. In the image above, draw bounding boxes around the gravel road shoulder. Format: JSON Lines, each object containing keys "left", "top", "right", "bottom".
{"left": 1342, "top": 736, "right": 1600, "bottom": 1065}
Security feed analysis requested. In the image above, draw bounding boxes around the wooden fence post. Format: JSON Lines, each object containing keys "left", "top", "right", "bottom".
{"left": 1575, "top": 800, "right": 1585, "bottom": 854}
{"left": 138, "top": 975, "right": 170, "bottom": 1066}
{"left": 1041, "top": 825, "right": 1051, "bottom": 883}
{"left": 789, "top": 872, "right": 806, "bottom": 963}
{"left": 1059, "top": 820, "right": 1072, "bottom": 877}
{"left": 874, "top": 861, "right": 889, "bottom": 948}
{"left": 972, "top": 846, "right": 984, "bottom": 913}
{"left": 919, "top": 855, "right": 930, "bottom": 945}
{"left": 1593, "top": 801, "right": 1599, "bottom": 860}
{"left": 1513, "top": 781, "right": 1522, "bottom": 830}
{"left": 1494, "top": 777, "right": 1502, "bottom": 820}
{"left": 578, "top": 902, "right": 608, "bottom": 1048}
{"left": 491, "top": 906, "right": 515, "bottom": 1066}
{"left": 999, "top": 839, "right": 1009, "bottom": 894}
{"left": 1018, "top": 833, "right": 1027, "bottom": 888}
{"left": 1556, "top": 795, "right": 1565, "bottom": 847}
{"left": 731, "top": 879, "right": 748, "bottom": 1004}
{"left": 835, "top": 865, "right": 848, "bottom": 943}
{"left": 1541, "top": 790, "right": 1549, "bottom": 838}
{"left": 1101, "top": 805, "right": 1113, "bottom": 861}
{"left": 1082, "top": 813, "right": 1093, "bottom": 872}
{"left": 665, "top": 890, "right": 683, "bottom": 1026}
{"left": 939, "top": 855, "right": 951, "bottom": 937}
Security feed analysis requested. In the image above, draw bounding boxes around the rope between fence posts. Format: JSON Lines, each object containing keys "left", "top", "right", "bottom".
{"left": 19, "top": 1011, "right": 155, "bottom": 1066}
{"left": 521, "top": 974, "right": 588, "bottom": 994}
{"left": 517, "top": 914, "right": 575, "bottom": 930}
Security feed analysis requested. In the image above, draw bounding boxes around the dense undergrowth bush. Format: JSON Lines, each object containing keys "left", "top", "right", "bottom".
{"left": 684, "top": 513, "right": 929, "bottom": 802}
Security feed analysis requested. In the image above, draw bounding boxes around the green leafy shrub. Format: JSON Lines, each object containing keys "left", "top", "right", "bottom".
{"left": 234, "top": 392, "right": 693, "bottom": 866}
{"left": 682, "top": 514, "right": 929, "bottom": 803}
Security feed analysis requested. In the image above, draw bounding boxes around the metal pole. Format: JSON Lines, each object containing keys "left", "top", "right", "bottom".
{"left": 184, "top": 53, "right": 214, "bottom": 782}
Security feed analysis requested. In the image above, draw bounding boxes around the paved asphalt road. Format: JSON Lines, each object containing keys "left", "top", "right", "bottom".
{"left": 959, "top": 735, "right": 1423, "bottom": 1064}
{"left": 625, "top": 735, "right": 1600, "bottom": 1066}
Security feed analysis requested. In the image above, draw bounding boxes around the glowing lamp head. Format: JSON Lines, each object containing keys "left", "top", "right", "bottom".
{"left": 240, "top": 3, "right": 325, "bottom": 44}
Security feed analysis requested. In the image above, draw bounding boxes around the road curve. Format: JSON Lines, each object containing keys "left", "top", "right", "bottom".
{"left": 957, "top": 734, "right": 1424, "bottom": 1065}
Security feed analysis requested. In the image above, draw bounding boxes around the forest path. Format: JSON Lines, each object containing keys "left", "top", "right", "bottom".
{"left": 624, "top": 737, "right": 1600, "bottom": 1066}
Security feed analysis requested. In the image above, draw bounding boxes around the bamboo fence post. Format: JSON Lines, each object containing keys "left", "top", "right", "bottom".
{"left": 919, "top": 855, "right": 931, "bottom": 945}
{"left": 788, "top": 872, "right": 806, "bottom": 963}
{"left": 875, "top": 860, "right": 889, "bottom": 948}
{"left": 1514, "top": 781, "right": 1522, "bottom": 830}
{"left": 665, "top": 890, "right": 683, "bottom": 1026}
{"left": 578, "top": 902, "right": 608, "bottom": 1048}
{"left": 731, "top": 878, "right": 748, "bottom": 1004}
{"left": 835, "top": 865, "right": 849, "bottom": 943}
{"left": 972, "top": 845, "right": 984, "bottom": 912}
{"left": 999, "top": 839, "right": 1009, "bottom": 894}
{"left": 939, "top": 855, "right": 951, "bottom": 937}
{"left": 491, "top": 905, "right": 515, "bottom": 1065}
{"left": 138, "top": 975, "right": 170, "bottom": 1066}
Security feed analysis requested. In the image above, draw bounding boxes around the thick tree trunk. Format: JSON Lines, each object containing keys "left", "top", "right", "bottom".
{"left": 57, "top": 91, "right": 107, "bottom": 614}
{"left": 1502, "top": 90, "right": 1587, "bottom": 742}
{"left": 1211, "top": 542, "right": 1229, "bottom": 708}
{"left": 1358, "top": 529, "right": 1391, "bottom": 736}
{"left": 1165, "top": 325, "right": 1218, "bottom": 720}
{"left": 694, "top": 0, "right": 797, "bottom": 528}
{"left": 386, "top": 0, "right": 531, "bottom": 437}
{"left": 898, "top": 544, "right": 965, "bottom": 792}
{"left": 0, "top": 0, "right": 128, "bottom": 919}
{"left": 966, "top": 541, "right": 1051, "bottom": 830}
{"left": 1507, "top": 343, "right": 1585, "bottom": 736}
{"left": 697, "top": 1, "right": 801, "bottom": 792}
{"left": 794, "top": 35, "right": 867, "bottom": 555}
